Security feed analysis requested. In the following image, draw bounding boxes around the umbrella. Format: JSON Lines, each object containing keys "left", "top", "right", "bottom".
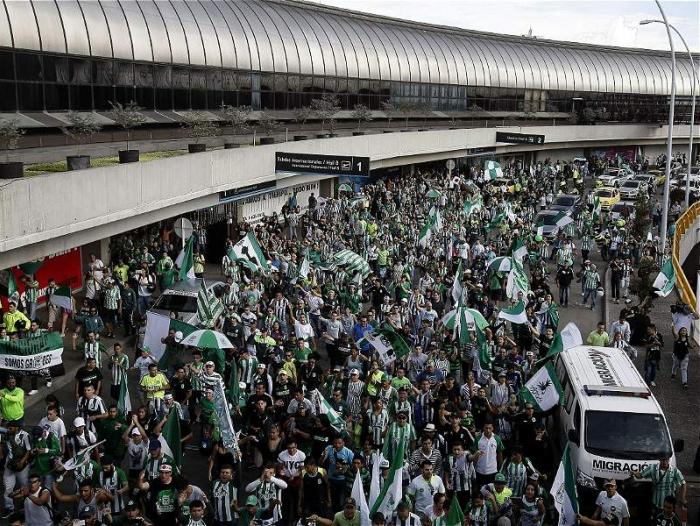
{"left": 19, "top": 260, "right": 44, "bottom": 275}
{"left": 487, "top": 256, "right": 513, "bottom": 273}
{"left": 334, "top": 249, "right": 371, "bottom": 278}
{"left": 338, "top": 183, "right": 353, "bottom": 193}
{"left": 441, "top": 306, "right": 489, "bottom": 332}
{"left": 179, "top": 329, "right": 233, "bottom": 350}
{"left": 426, "top": 189, "right": 442, "bottom": 199}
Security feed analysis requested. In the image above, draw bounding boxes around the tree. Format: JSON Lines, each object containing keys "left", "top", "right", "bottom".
{"left": 256, "top": 111, "right": 279, "bottom": 137}
{"left": 310, "top": 93, "right": 341, "bottom": 134}
{"left": 396, "top": 100, "right": 417, "bottom": 128}
{"left": 380, "top": 100, "right": 397, "bottom": 126}
{"left": 415, "top": 101, "right": 432, "bottom": 126}
{"left": 0, "top": 118, "right": 24, "bottom": 162}
{"left": 181, "top": 111, "right": 220, "bottom": 143}
{"left": 351, "top": 103, "right": 372, "bottom": 130}
{"left": 293, "top": 106, "right": 314, "bottom": 127}
{"left": 221, "top": 104, "right": 253, "bottom": 135}
{"left": 108, "top": 101, "right": 147, "bottom": 151}
{"left": 61, "top": 112, "right": 102, "bottom": 155}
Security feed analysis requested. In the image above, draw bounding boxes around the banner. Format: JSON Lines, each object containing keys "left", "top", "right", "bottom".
{"left": 211, "top": 377, "right": 239, "bottom": 458}
{"left": 143, "top": 311, "right": 170, "bottom": 360}
{"left": 0, "top": 333, "right": 63, "bottom": 371}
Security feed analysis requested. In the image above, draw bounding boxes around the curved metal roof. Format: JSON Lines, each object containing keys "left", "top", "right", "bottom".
{"left": 0, "top": 0, "right": 695, "bottom": 96}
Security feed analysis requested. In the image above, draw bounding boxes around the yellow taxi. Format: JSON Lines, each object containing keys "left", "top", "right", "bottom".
{"left": 492, "top": 177, "right": 517, "bottom": 194}
{"left": 594, "top": 186, "right": 621, "bottom": 210}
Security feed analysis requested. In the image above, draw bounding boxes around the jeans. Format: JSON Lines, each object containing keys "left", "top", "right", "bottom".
{"left": 27, "top": 302, "right": 37, "bottom": 322}
{"left": 3, "top": 466, "right": 29, "bottom": 510}
{"left": 559, "top": 285, "right": 570, "bottom": 306}
{"left": 582, "top": 288, "right": 596, "bottom": 308}
{"left": 671, "top": 354, "right": 689, "bottom": 384}
{"left": 645, "top": 360, "right": 659, "bottom": 384}
{"left": 137, "top": 295, "right": 151, "bottom": 317}
{"left": 329, "top": 478, "right": 346, "bottom": 512}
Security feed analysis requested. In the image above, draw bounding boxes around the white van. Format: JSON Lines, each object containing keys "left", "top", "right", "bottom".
{"left": 553, "top": 346, "right": 683, "bottom": 493}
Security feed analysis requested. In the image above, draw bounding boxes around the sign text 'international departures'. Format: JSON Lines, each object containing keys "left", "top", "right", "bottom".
{"left": 495, "top": 131, "right": 546, "bottom": 145}
{"left": 275, "top": 152, "right": 370, "bottom": 177}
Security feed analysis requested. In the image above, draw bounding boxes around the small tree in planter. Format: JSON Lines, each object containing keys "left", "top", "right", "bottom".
{"left": 311, "top": 94, "right": 341, "bottom": 137}
{"left": 108, "top": 100, "right": 147, "bottom": 163}
{"left": 396, "top": 100, "right": 417, "bottom": 129}
{"left": 293, "top": 106, "right": 313, "bottom": 140}
{"left": 61, "top": 112, "right": 102, "bottom": 170}
{"left": 221, "top": 104, "right": 252, "bottom": 148}
{"left": 0, "top": 118, "right": 25, "bottom": 179}
{"left": 380, "top": 100, "right": 397, "bottom": 131}
{"left": 181, "top": 111, "right": 219, "bottom": 153}
{"left": 351, "top": 103, "right": 372, "bottom": 135}
{"left": 415, "top": 101, "right": 432, "bottom": 129}
{"left": 256, "top": 112, "right": 279, "bottom": 144}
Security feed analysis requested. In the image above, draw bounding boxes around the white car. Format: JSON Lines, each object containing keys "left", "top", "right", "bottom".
{"left": 598, "top": 168, "right": 634, "bottom": 187}
{"left": 618, "top": 179, "right": 647, "bottom": 200}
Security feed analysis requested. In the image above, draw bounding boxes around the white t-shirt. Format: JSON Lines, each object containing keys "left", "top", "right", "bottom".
{"left": 38, "top": 417, "right": 67, "bottom": 442}
{"left": 473, "top": 433, "right": 503, "bottom": 476}
{"left": 407, "top": 474, "right": 445, "bottom": 514}
{"left": 294, "top": 321, "right": 315, "bottom": 340}
{"left": 595, "top": 491, "right": 630, "bottom": 523}
{"left": 277, "top": 450, "right": 306, "bottom": 478}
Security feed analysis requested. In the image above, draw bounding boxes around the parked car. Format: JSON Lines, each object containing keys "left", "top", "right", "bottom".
{"left": 149, "top": 279, "right": 225, "bottom": 324}
{"left": 532, "top": 210, "right": 565, "bottom": 240}
{"left": 598, "top": 168, "right": 634, "bottom": 187}
{"left": 594, "top": 187, "right": 621, "bottom": 210}
{"left": 609, "top": 201, "right": 636, "bottom": 223}
{"left": 618, "top": 179, "right": 648, "bottom": 200}
{"left": 548, "top": 194, "right": 582, "bottom": 215}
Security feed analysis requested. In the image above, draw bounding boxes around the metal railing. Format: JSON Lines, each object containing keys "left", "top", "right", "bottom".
{"left": 671, "top": 200, "right": 700, "bottom": 307}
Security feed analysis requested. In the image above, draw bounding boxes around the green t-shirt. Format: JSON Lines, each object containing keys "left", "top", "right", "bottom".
{"left": 99, "top": 416, "right": 127, "bottom": 458}
{"left": 333, "top": 510, "right": 360, "bottom": 526}
{"left": 391, "top": 377, "right": 412, "bottom": 392}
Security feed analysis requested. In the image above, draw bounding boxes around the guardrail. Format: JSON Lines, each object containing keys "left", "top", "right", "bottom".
{"left": 671, "top": 200, "right": 700, "bottom": 308}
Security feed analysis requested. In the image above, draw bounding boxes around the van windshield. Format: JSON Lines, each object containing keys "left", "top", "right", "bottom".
{"left": 585, "top": 411, "right": 672, "bottom": 460}
{"left": 152, "top": 294, "right": 198, "bottom": 313}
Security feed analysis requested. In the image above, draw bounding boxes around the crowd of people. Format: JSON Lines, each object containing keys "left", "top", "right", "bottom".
{"left": 0, "top": 152, "right": 693, "bottom": 526}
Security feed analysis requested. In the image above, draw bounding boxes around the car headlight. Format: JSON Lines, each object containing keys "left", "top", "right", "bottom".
{"left": 576, "top": 468, "right": 597, "bottom": 489}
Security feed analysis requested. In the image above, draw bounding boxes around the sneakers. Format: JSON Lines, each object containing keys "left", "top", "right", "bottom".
{"left": 28, "top": 389, "right": 38, "bottom": 396}
{"left": 683, "top": 383, "right": 688, "bottom": 390}
{"left": 650, "top": 381, "right": 657, "bottom": 387}
{"left": 0, "top": 509, "right": 14, "bottom": 519}
{"left": 46, "top": 381, "right": 52, "bottom": 387}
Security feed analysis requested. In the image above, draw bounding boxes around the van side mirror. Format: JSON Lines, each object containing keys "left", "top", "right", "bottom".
{"left": 673, "top": 439, "right": 685, "bottom": 453}
{"left": 568, "top": 428, "right": 580, "bottom": 445}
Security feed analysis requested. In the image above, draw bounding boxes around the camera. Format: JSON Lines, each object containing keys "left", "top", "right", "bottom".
{"left": 671, "top": 302, "right": 692, "bottom": 315}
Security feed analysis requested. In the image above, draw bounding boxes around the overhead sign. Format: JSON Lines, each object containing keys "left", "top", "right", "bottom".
{"left": 219, "top": 180, "right": 277, "bottom": 203}
{"left": 466, "top": 146, "right": 497, "bottom": 157}
{"left": 276, "top": 152, "right": 370, "bottom": 178}
{"left": 238, "top": 182, "right": 319, "bottom": 224}
{"left": 496, "top": 131, "right": 545, "bottom": 145}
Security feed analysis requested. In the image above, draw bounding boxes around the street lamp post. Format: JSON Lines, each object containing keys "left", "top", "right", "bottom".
{"left": 640, "top": 19, "right": 698, "bottom": 208}
{"left": 639, "top": 0, "right": 676, "bottom": 259}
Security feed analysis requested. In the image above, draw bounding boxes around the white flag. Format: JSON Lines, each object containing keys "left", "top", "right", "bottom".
{"left": 522, "top": 362, "right": 564, "bottom": 412}
{"left": 352, "top": 470, "right": 371, "bottom": 526}
{"left": 552, "top": 443, "right": 579, "bottom": 525}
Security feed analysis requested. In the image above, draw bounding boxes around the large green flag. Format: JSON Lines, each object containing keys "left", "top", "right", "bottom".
{"left": 175, "top": 235, "right": 195, "bottom": 281}
{"left": 227, "top": 357, "right": 240, "bottom": 407}
{"left": 117, "top": 379, "right": 132, "bottom": 417}
{"left": 370, "top": 439, "right": 405, "bottom": 518}
{"left": 0, "top": 332, "right": 63, "bottom": 371}
{"left": 159, "top": 410, "right": 182, "bottom": 470}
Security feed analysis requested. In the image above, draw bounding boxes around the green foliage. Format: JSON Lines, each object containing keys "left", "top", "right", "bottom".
{"left": 108, "top": 101, "right": 147, "bottom": 150}
{"left": 181, "top": 111, "right": 220, "bottom": 142}
{"left": 25, "top": 150, "right": 186, "bottom": 175}
{"left": 0, "top": 118, "right": 25, "bottom": 162}
{"left": 351, "top": 103, "right": 372, "bottom": 129}
{"left": 630, "top": 192, "right": 652, "bottom": 239}
{"left": 221, "top": 105, "right": 253, "bottom": 134}
{"left": 256, "top": 112, "right": 279, "bottom": 137}
{"left": 310, "top": 94, "right": 341, "bottom": 133}
{"left": 61, "top": 112, "right": 102, "bottom": 153}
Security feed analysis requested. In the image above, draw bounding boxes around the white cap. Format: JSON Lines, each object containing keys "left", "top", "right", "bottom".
{"left": 131, "top": 428, "right": 141, "bottom": 436}
{"left": 424, "top": 423, "right": 436, "bottom": 432}
{"left": 350, "top": 368, "right": 360, "bottom": 376}
{"left": 73, "top": 417, "right": 86, "bottom": 427}
{"left": 379, "top": 459, "right": 390, "bottom": 468}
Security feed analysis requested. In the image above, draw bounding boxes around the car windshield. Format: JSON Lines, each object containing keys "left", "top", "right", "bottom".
{"left": 585, "top": 411, "right": 672, "bottom": 460}
{"left": 553, "top": 197, "right": 575, "bottom": 206}
{"left": 611, "top": 204, "right": 627, "bottom": 212}
{"left": 596, "top": 190, "right": 612, "bottom": 198}
{"left": 537, "top": 214, "right": 558, "bottom": 226}
{"left": 621, "top": 181, "right": 638, "bottom": 188}
{"left": 152, "top": 293, "right": 198, "bottom": 313}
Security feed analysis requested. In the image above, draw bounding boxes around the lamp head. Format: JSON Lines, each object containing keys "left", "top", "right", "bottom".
{"left": 639, "top": 20, "right": 657, "bottom": 26}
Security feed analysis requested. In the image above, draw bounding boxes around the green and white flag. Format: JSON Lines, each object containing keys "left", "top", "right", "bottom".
{"left": 521, "top": 362, "right": 564, "bottom": 412}
{"left": 498, "top": 301, "right": 528, "bottom": 324}
{"left": 4, "top": 270, "right": 18, "bottom": 299}
{"left": 429, "top": 206, "right": 443, "bottom": 232}
{"left": 311, "top": 389, "right": 345, "bottom": 432}
{"left": 452, "top": 260, "right": 464, "bottom": 305}
{"left": 0, "top": 332, "right": 63, "bottom": 371}
{"left": 334, "top": 249, "right": 371, "bottom": 278}
{"left": 370, "top": 440, "right": 404, "bottom": 518}
{"left": 487, "top": 256, "right": 513, "bottom": 274}
{"left": 360, "top": 328, "right": 411, "bottom": 365}
{"left": 462, "top": 196, "right": 482, "bottom": 217}
{"left": 50, "top": 285, "right": 73, "bottom": 311}
{"left": 298, "top": 256, "right": 311, "bottom": 280}
{"left": 197, "top": 279, "right": 224, "bottom": 329}
{"left": 486, "top": 212, "right": 507, "bottom": 231}
{"left": 508, "top": 237, "right": 528, "bottom": 262}
{"left": 552, "top": 443, "right": 579, "bottom": 526}
{"left": 653, "top": 259, "right": 676, "bottom": 297}
{"left": 159, "top": 409, "right": 182, "bottom": 470}
{"left": 552, "top": 211, "right": 574, "bottom": 230}
{"left": 435, "top": 498, "right": 465, "bottom": 526}
{"left": 418, "top": 220, "right": 433, "bottom": 248}
{"left": 592, "top": 196, "right": 602, "bottom": 222}
{"left": 230, "top": 233, "right": 269, "bottom": 273}
{"left": 352, "top": 470, "right": 371, "bottom": 526}
{"left": 506, "top": 259, "right": 530, "bottom": 299}
{"left": 484, "top": 160, "right": 503, "bottom": 181}
{"left": 175, "top": 235, "right": 196, "bottom": 280}
{"left": 117, "top": 379, "right": 132, "bottom": 416}
{"left": 546, "top": 322, "right": 583, "bottom": 359}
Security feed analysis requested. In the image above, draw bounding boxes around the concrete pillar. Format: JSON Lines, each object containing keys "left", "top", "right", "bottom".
{"left": 100, "top": 237, "right": 111, "bottom": 265}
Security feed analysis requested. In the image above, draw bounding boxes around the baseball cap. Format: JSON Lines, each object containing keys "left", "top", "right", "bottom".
{"left": 350, "top": 368, "right": 360, "bottom": 376}
{"left": 604, "top": 479, "right": 617, "bottom": 487}
{"left": 73, "top": 417, "right": 86, "bottom": 428}
{"left": 159, "top": 464, "right": 173, "bottom": 473}
{"left": 424, "top": 423, "right": 436, "bottom": 432}
{"left": 205, "top": 361, "right": 215, "bottom": 367}
{"left": 164, "top": 393, "right": 173, "bottom": 400}
{"left": 494, "top": 473, "right": 506, "bottom": 483}
{"left": 131, "top": 428, "right": 141, "bottom": 436}
{"left": 149, "top": 439, "right": 161, "bottom": 451}
{"left": 245, "top": 495, "right": 258, "bottom": 506}
{"left": 379, "top": 458, "right": 390, "bottom": 468}
{"left": 125, "top": 501, "right": 138, "bottom": 511}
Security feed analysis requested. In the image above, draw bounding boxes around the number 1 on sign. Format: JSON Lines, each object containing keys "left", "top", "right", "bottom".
{"left": 356, "top": 162, "right": 361, "bottom": 172}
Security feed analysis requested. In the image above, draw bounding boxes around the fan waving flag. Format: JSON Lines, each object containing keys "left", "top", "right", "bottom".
{"left": 230, "top": 233, "right": 269, "bottom": 273}
{"left": 506, "top": 259, "right": 530, "bottom": 299}
{"left": 452, "top": 259, "right": 464, "bottom": 305}
{"left": 498, "top": 301, "right": 528, "bottom": 324}
{"left": 545, "top": 323, "right": 583, "bottom": 359}
{"left": 462, "top": 196, "right": 482, "bottom": 217}
{"left": 521, "top": 362, "right": 564, "bottom": 412}
{"left": 310, "top": 389, "right": 345, "bottom": 432}
{"left": 175, "top": 235, "right": 196, "bottom": 280}
{"left": 360, "top": 328, "right": 411, "bottom": 365}
{"left": 334, "top": 250, "right": 371, "bottom": 278}
{"left": 50, "top": 285, "right": 73, "bottom": 311}
{"left": 592, "top": 196, "right": 602, "bottom": 222}
{"left": 418, "top": 220, "right": 433, "bottom": 248}
{"left": 508, "top": 237, "right": 528, "bottom": 262}
{"left": 552, "top": 443, "right": 579, "bottom": 526}
{"left": 653, "top": 259, "right": 676, "bottom": 297}
{"left": 484, "top": 160, "right": 503, "bottom": 180}
{"left": 435, "top": 498, "right": 465, "bottom": 526}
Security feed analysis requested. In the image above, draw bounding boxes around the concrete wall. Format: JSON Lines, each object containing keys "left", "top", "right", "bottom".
{"left": 1, "top": 123, "right": 697, "bottom": 268}
{"left": 535, "top": 147, "right": 584, "bottom": 162}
